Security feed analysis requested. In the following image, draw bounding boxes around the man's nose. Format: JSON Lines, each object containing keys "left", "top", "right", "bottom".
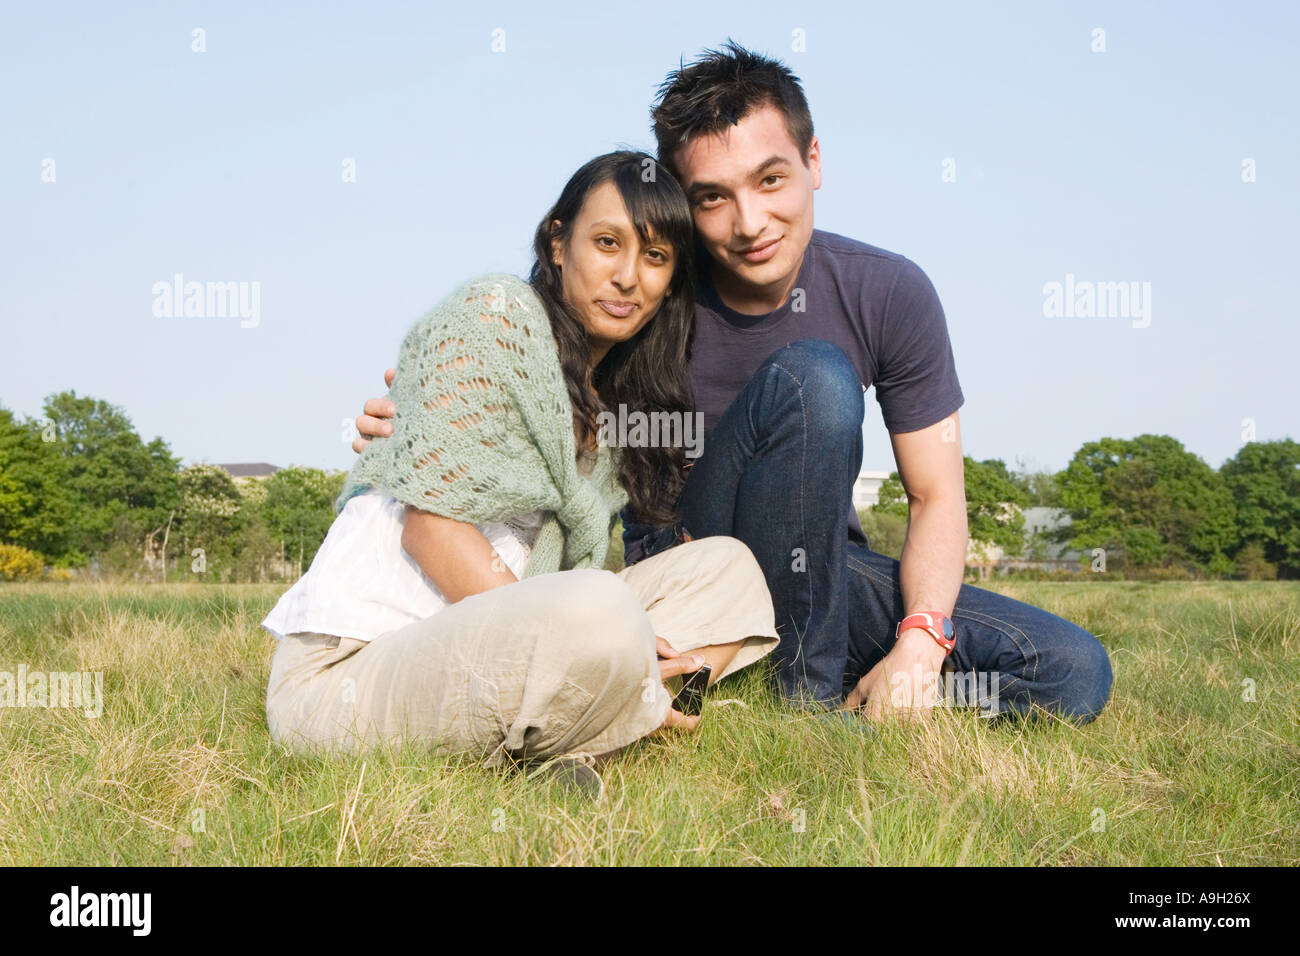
{"left": 732, "top": 191, "right": 765, "bottom": 242}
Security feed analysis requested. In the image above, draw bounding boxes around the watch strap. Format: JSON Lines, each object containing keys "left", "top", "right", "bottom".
{"left": 897, "top": 611, "right": 955, "bottom": 654}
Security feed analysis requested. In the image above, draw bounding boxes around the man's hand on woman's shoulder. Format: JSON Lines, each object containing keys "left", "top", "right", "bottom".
{"left": 353, "top": 367, "right": 397, "bottom": 454}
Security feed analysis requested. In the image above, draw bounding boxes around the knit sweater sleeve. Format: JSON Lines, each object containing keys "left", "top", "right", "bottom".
{"left": 337, "top": 274, "right": 570, "bottom": 525}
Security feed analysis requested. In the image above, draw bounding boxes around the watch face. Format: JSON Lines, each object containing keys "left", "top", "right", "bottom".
{"left": 941, "top": 618, "right": 955, "bottom": 639}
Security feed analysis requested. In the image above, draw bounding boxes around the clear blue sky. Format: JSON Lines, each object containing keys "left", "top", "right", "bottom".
{"left": 4, "top": 0, "right": 1297, "bottom": 478}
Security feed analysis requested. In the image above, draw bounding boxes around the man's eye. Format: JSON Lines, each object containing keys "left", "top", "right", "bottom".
{"left": 697, "top": 193, "right": 722, "bottom": 206}
{"left": 762, "top": 175, "right": 783, "bottom": 187}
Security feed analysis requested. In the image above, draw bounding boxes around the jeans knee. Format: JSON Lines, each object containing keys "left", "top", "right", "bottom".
{"left": 1058, "top": 628, "right": 1113, "bottom": 724}
{"left": 760, "top": 340, "right": 863, "bottom": 439}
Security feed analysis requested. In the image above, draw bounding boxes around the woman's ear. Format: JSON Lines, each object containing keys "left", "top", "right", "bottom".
{"left": 549, "top": 220, "right": 564, "bottom": 268}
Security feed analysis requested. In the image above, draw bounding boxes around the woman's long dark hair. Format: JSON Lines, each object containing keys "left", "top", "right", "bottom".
{"left": 528, "top": 151, "right": 697, "bottom": 527}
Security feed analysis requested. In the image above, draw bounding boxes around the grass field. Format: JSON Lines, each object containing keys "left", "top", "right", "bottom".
{"left": 1, "top": 580, "right": 1297, "bottom": 866}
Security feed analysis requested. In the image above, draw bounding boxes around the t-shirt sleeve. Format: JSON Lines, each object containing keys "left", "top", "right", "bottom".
{"left": 871, "top": 258, "right": 964, "bottom": 434}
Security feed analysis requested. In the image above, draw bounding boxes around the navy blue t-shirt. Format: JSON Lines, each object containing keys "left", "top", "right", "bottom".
{"left": 624, "top": 229, "right": 964, "bottom": 562}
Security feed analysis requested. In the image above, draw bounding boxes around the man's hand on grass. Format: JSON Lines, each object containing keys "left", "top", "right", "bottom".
{"left": 352, "top": 367, "right": 397, "bottom": 454}
{"left": 844, "top": 628, "right": 948, "bottom": 721}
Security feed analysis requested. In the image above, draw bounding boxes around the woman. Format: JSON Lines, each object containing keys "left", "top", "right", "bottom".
{"left": 262, "top": 152, "right": 778, "bottom": 781}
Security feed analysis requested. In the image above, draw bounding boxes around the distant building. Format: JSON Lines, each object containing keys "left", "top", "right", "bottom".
{"left": 856, "top": 470, "right": 1086, "bottom": 576}
{"left": 216, "top": 463, "right": 281, "bottom": 480}
{"left": 993, "top": 505, "right": 1085, "bottom": 574}
{"left": 1019, "top": 506, "right": 1082, "bottom": 561}
{"left": 853, "top": 469, "right": 892, "bottom": 511}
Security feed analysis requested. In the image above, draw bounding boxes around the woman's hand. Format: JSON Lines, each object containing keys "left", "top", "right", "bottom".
{"left": 655, "top": 637, "right": 703, "bottom": 732}
{"left": 352, "top": 367, "right": 397, "bottom": 454}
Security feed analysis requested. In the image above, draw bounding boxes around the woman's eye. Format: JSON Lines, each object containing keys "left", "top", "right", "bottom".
{"left": 646, "top": 249, "right": 668, "bottom": 263}
{"left": 596, "top": 236, "right": 617, "bottom": 249}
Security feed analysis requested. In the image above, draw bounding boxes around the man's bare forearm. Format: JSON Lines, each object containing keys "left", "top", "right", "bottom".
{"left": 899, "top": 493, "right": 967, "bottom": 621}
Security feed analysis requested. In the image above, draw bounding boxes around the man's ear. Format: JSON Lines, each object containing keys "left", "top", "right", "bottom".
{"left": 549, "top": 220, "right": 564, "bottom": 267}
{"left": 806, "top": 135, "right": 822, "bottom": 190}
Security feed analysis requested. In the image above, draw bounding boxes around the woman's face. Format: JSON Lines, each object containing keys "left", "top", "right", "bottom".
{"left": 550, "top": 180, "right": 678, "bottom": 364}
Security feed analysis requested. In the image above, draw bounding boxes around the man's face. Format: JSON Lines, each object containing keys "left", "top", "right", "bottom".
{"left": 673, "top": 103, "right": 821, "bottom": 297}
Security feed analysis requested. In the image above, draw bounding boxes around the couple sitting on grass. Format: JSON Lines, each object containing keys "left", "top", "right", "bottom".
{"left": 262, "top": 43, "right": 1113, "bottom": 788}
{"left": 262, "top": 150, "right": 779, "bottom": 786}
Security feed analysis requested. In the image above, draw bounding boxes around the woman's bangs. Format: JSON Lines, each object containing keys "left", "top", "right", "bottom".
{"left": 612, "top": 162, "right": 694, "bottom": 258}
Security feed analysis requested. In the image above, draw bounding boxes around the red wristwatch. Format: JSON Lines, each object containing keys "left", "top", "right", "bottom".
{"left": 897, "top": 612, "right": 956, "bottom": 655}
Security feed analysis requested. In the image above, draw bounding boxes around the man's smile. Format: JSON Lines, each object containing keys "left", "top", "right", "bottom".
{"left": 735, "top": 236, "right": 782, "bottom": 263}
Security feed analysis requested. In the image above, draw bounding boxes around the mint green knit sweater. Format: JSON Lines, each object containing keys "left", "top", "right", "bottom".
{"left": 337, "top": 273, "right": 629, "bottom": 577}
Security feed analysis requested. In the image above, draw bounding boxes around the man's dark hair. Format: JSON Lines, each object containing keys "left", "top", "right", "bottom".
{"left": 651, "top": 39, "right": 814, "bottom": 181}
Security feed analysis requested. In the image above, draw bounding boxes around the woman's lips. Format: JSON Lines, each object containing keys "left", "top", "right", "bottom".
{"left": 738, "top": 237, "right": 781, "bottom": 263}
{"left": 598, "top": 300, "right": 637, "bottom": 317}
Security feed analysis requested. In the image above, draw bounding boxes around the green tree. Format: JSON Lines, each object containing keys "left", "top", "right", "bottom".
{"left": 1234, "top": 541, "right": 1278, "bottom": 580}
{"left": 1058, "top": 434, "right": 1237, "bottom": 574}
{"left": 876, "top": 456, "right": 1027, "bottom": 557}
{"left": 1011, "top": 457, "right": 1063, "bottom": 507}
{"left": 1220, "top": 439, "right": 1300, "bottom": 578}
{"left": 231, "top": 477, "right": 283, "bottom": 582}
{"left": 41, "top": 390, "right": 180, "bottom": 566}
{"left": 963, "top": 459, "right": 1028, "bottom": 555}
{"left": 0, "top": 408, "right": 76, "bottom": 560}
{"left": 858, "top": 508, "right": 907, "bottom": 560}
{"left": 263, "top": 466, "right": 345, "bottom": 576}
{"left": 173, "top": 464, "right": 244, "bottom": 581}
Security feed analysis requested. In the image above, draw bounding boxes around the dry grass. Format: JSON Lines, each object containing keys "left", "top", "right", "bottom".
{"left": 1, "top": 580, "right": 1297, "bottom": 865}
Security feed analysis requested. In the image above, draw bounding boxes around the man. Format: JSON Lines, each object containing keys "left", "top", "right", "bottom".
{"left": 356, "top": 42, "right": 1112, "bottom": 722}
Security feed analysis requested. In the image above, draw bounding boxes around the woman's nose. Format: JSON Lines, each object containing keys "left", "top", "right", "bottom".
{"left": 610, "top": 252, "right": 638, "bottom": 290}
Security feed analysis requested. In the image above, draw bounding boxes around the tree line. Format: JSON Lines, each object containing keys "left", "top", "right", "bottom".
{"left": 2, "top": 391, "right": 1297, "bottom": 582}
{"left": 871, "top": 435, "right": 1299, "bottom": 579}
{"left": 0, "top": 391, "right": 341, "bottom": 581}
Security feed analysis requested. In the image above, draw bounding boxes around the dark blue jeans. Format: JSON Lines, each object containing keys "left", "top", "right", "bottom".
{"left": 623, "top": 340, "right": 1113, "bottom": 719}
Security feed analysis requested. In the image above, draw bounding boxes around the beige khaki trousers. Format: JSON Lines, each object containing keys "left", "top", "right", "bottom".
{"left": 265, "top": 535, "right": 778, "bottom": 764}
